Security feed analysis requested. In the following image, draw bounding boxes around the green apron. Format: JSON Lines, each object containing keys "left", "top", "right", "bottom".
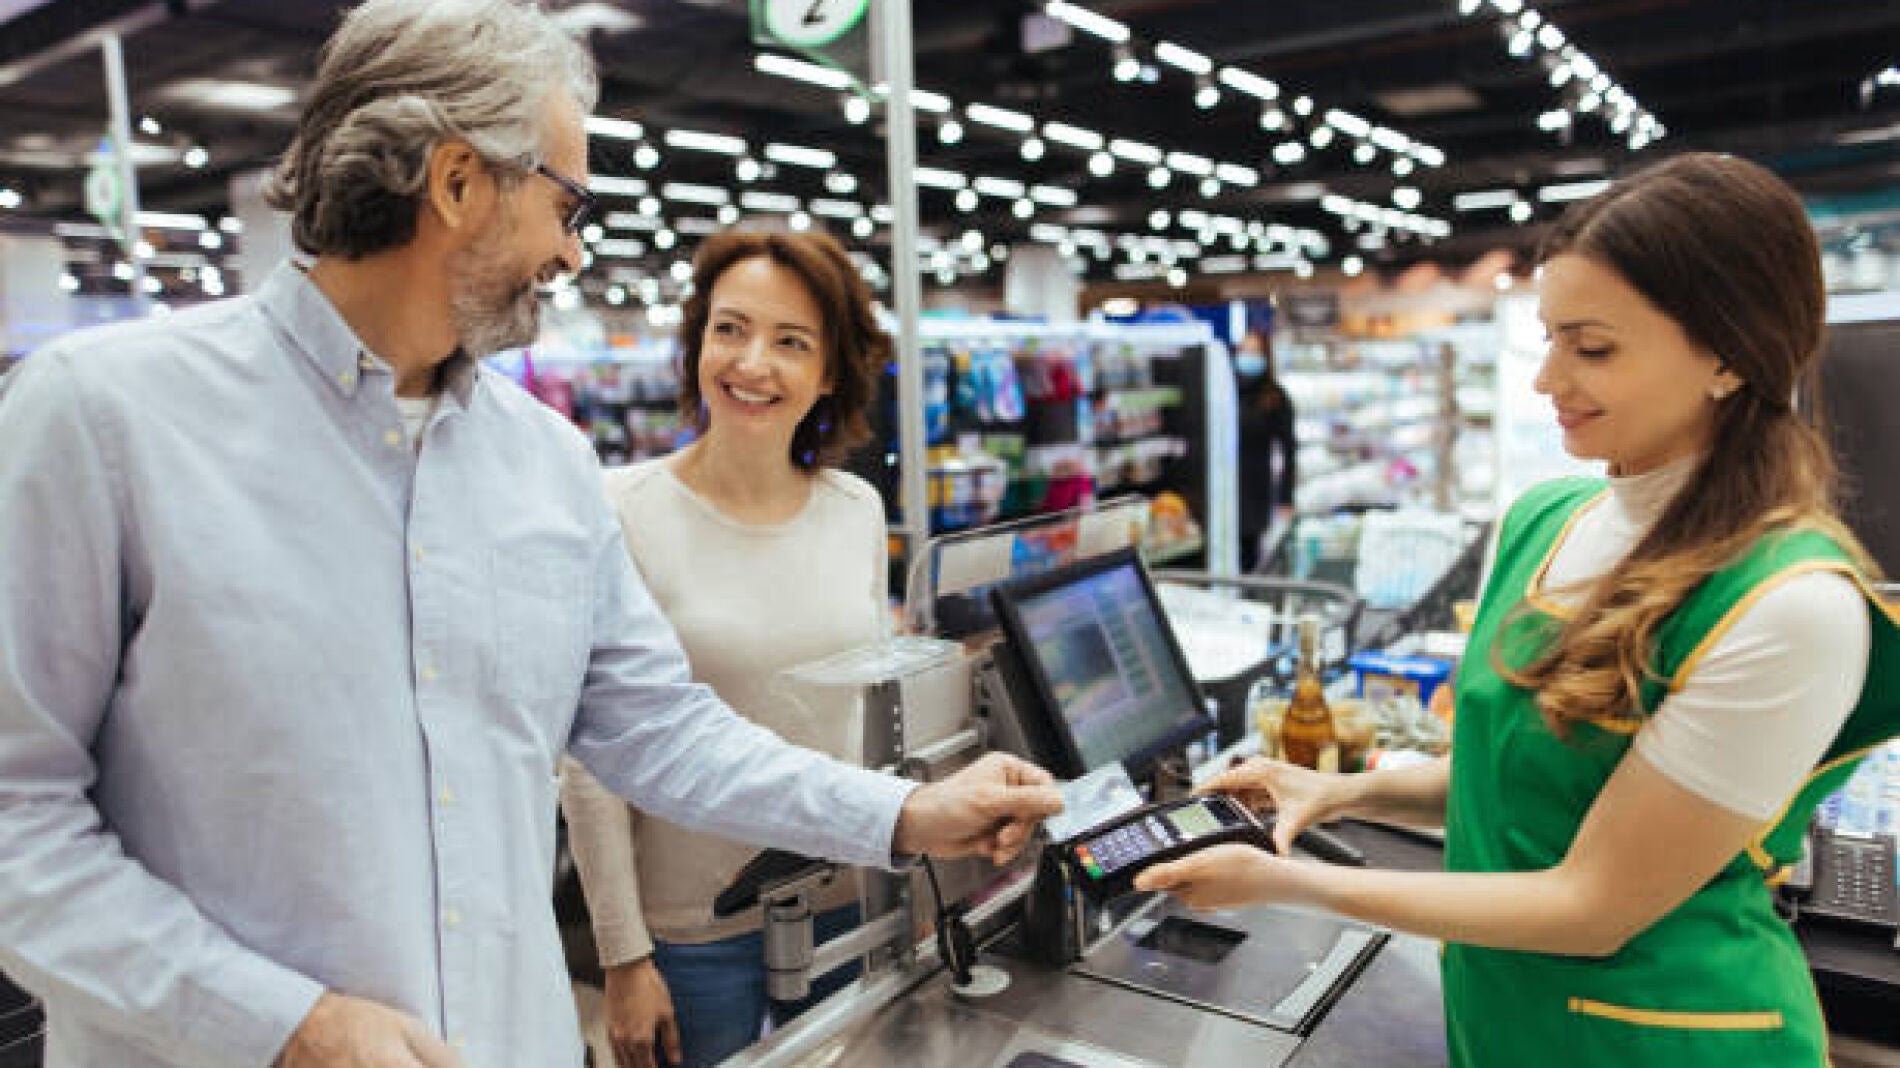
{"left": 1443, "top": 478, "right": 1900, "bottom": 1067}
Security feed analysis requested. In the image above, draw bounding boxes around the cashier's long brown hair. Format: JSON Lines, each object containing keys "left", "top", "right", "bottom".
{"left": 1499, "top": 153, "right": 1876, "bottom": 734}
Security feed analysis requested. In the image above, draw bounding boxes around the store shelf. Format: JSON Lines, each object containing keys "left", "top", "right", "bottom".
{"left": 909, "top": 319, "right": 1217, "bottom": 544}
{"left": 1092, "top": 385, "right": 1184, "bottom": 410}
{"left": 1279, "top": 327, "right": 1501, "bottom": 516}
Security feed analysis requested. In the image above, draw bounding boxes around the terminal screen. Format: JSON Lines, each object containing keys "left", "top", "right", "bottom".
{"left": 1010, "top": 559, "right": 1207, "bottom": 772}
{"left": 1165, "top": 801, "right": 1225, "bottom": 840}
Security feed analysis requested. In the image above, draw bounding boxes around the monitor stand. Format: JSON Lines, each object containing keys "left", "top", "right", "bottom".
{"left": 1072, "top": 895, "right": 1386, "bottom": 1035}
{"left": 1143, "top": 746, "right": 1196, "bottom": 805}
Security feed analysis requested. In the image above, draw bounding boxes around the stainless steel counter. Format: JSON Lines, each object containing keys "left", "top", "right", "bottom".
{"left": 725, "top": 903, "right": 1446, "bottom": 1068}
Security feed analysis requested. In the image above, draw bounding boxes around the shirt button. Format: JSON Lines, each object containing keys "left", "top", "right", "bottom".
{"left": 383, "top": 429, "right": 402, "bottom": 448}
{"left": 444, "top": 906, "right": 461, "bottom": 929}
{"left": 439, "top": 784, "right": 455, "bottom": 806}
{"left": 413, "top": 546, "right": 426, "bottom": 564}
{"left": 420, "top": 665, "right": 439, "bottom": 683}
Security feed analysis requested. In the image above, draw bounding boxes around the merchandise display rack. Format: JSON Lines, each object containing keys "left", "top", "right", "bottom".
{"left": 488, "top": 337, "right": 685, "bottom": 467}
{"left": 888, "top": 318, "right": 1230, "bottom": 567}
{"left": 1279, "top": 328, "right": 1494, "bottom": 518}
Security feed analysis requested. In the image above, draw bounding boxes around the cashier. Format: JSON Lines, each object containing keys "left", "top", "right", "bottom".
{"left": 1139, "top": 153, "right": 1900, "bottom": 1066}
{"left": 0, "top": 3, "right": 1061, "bottom": 1067}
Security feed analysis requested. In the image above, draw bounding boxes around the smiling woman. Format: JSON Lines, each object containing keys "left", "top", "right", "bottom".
{"left": 1133, "top": 153, "right": 1900, "bottom": 1068}
{"left": 675, "top": 230, "right": 887, "bottom": 472}
{"left": 560, "top": 227, "right": 896, "bottom": 1068}
{"left": 1512, "top": 152, "right": 1857, "bottom": 736}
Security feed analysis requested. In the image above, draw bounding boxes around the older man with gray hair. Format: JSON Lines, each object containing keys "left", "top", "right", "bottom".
{"left": 0, "top": 2, "right": 1061, "bottom": 1067}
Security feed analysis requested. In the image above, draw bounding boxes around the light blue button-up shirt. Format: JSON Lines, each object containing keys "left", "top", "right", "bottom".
{"left": 0, "top": 264, "right": 914, "bottom": 1068}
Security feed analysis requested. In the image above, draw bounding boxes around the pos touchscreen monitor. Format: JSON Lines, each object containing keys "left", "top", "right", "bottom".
{"left": 990, "top": 547, "right": 1214, "bottom": 780}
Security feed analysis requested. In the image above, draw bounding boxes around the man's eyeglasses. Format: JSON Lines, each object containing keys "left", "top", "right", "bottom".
{"left": 534, "top": 163, "right": 597, "bottom": 236}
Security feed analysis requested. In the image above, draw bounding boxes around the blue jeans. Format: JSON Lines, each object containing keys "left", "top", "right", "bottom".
{"left": 650, "top": 905, "right": 861, "bottom": 1068}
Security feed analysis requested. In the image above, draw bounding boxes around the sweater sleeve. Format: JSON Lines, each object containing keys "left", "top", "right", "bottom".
{"left": 558, "top": 757, "right": 653, "bottom": 965}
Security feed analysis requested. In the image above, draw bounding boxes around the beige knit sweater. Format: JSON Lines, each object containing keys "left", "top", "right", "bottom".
{"left": 560, "top": 460, "right": 887, "bottom": 961}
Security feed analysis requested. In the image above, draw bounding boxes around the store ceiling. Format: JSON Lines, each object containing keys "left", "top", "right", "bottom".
{"left": 0, "top": 0, "right": 1896, "bottom": 297}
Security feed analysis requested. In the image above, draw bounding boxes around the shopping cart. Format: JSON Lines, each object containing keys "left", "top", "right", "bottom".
{"left": 1256, "top": 510, "right": 1491, "bottom": 652}
{"left": 1151, "top": 571, "right": 1363, "bottom": 747}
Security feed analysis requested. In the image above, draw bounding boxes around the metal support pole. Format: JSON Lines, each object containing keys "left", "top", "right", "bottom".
{"left": 876, "top": 0, "right": 929, "bottom": 560}
{"left": 100, "top": 33, "right": 149, "bottom": 313}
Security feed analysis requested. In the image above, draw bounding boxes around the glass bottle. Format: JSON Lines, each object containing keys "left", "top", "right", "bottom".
{"left": 1280, "top": 616, "right": 1337, "bottom": 770}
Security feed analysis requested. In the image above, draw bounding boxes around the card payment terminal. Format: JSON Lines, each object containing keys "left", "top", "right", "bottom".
{"left": 1065, "top": 794, "right": 1273, "bottom": 904}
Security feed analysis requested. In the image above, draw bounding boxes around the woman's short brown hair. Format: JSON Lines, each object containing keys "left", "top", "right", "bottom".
{"left": 676, "top": 229, "right": 890, "bottom": 470}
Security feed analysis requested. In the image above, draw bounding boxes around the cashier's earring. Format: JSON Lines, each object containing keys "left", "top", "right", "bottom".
{"left": 1709, "top": 360, "right": 1739, "bottom": 402}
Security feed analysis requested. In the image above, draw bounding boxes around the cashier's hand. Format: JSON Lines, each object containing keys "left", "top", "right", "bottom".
{"left": 279, "top": 991, "right": 463, "bottom": 1068}
{"left": 1135, "top": 843, "right": 1311, "bottom": 911}
{"left": 893, "top": 752, "right": 1064, "bottom": 866}
{"left": 1200, "top": 757, "right": 1345, "bottom": 858}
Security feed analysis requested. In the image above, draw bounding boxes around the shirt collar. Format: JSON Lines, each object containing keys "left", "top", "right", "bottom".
{"left": 256, "top": 261, "right": 482, "bottom": 409}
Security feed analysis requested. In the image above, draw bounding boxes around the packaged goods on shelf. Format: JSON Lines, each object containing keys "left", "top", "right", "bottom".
{"left": 1820, "top": 741, "right": 1900, "bottom": 843}
{"left": 489, "top": 340, "right": 684, "bottom": 466}
{"left": 1348, "top": 650, "right": 1454, "bottom": 705}
{"left": 905, "top": 319, "right": 1222, "bottom": 548}
{"left": 1280, "top": 328, "right": 1498, "bottom": 518}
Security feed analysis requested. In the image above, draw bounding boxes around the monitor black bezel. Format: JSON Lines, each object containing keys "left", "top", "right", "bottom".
{"left": 988, "top": 546, "right": 1215, "bottom": 781}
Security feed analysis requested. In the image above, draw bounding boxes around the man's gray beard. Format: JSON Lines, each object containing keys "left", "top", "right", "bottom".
{"left": 452, "top": 282, "right": 540, "bottom": 359}
{"left": 449, "top": 237, "right": 541, "bottom": 358}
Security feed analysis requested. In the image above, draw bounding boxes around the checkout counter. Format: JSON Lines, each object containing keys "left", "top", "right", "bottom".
{"left": 706, "top": 508, "right": 1450, "bottom": 1068}
{"left": 689, "top": 502, "right": 1900, "bottom": 1067}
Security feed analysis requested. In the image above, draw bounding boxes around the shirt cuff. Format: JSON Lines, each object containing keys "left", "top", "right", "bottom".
{"left": 824, "top": 765, "right": 919, "bottom": 872}
{"left": 180, "top": 950, "right": 325, "bottom": 1067}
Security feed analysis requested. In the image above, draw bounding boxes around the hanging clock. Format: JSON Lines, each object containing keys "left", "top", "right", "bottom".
{"left": 760, "top": 0, "right": 871, "bottom": 50}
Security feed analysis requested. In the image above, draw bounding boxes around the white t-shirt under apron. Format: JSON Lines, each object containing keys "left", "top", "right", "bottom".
{"left": 1535, "top": 456, "right": 1870, "bottom": 820}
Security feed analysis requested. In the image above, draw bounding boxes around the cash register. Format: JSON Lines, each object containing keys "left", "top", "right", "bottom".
{"left": 714, "top": 535, "right": 1442, "bottom": 1068}
{"left": 980, "top": 546, "right": 1387, "bottom": 1036}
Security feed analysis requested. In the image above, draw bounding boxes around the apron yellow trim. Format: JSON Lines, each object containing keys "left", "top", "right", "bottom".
{"left": 1669, "top": 560, "right": 1870, "bottom": 694}
{"left": 1745, "top": 740, "right": 1892, "bottom": 872}
{"left": 1747, "top": 839, "right": 1776, "bottom": 872}
{"left": 1567, "top": 997, "right": 1784, "bottom": 1031}
{"left": 1659, "top": 558, "right": 1894, "bottom": 873}
{"left": 1522, "top": 488, "right": 1610, "bottom": 621}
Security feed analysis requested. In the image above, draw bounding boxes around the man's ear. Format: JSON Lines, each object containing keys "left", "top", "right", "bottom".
{"left": 425, "top": 140, "right": 485, "bottom": 232}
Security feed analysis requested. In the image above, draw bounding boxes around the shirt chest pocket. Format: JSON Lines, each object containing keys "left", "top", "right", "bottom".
{"left": 490, "top": 547, "right": 590, "bottom": 712}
